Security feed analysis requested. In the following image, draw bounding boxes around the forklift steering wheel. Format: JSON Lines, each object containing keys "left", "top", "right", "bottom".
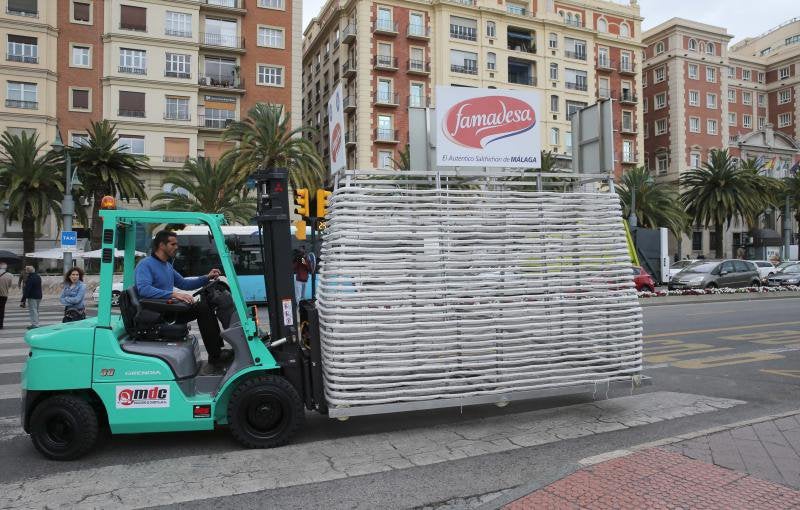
{"left": 192, "top": 277, "right": 229, "bottom": 297}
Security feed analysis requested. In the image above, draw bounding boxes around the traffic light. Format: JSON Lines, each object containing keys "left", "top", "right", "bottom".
{"left": 294, "top": 188, "right": 309, "bottom": 217}
{"left": 316, "top": 189, "right": 332, "bottom": 218}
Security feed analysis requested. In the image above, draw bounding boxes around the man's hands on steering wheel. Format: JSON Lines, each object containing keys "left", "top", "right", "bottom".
{"left": 208, "top": 268, "right": 221, "bottom": 280}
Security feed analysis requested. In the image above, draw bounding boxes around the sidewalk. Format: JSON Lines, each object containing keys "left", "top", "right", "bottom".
{"left": 501, "top": 412, "right": 800, "bottom": 509}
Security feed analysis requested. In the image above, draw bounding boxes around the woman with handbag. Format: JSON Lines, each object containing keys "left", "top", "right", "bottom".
{"left": 60, "top": 268, "right": 87, "bottom": 323}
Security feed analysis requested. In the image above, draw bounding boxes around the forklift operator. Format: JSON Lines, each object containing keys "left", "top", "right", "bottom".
{"left": 135, "top": 230, "right": 232, "bottom": 364}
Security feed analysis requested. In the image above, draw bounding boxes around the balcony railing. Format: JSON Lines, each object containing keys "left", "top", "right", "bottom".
{"left": 200, "top": 32, "right": 244, "bottom": 49}
{"left": 163, "top": 155, "right": 189, "bottom": 163}
{"left": 164, "top": 113, "right": 191, "bottom": 121}
{"left": 6, "top": 7, "right": 37, "bottom": 17}
{"left": 373, "top": 19, "right": 398, "bottom": 34}
{"left": 565, "top": 81, "right": 588, "bottom": 91}
{"left": 564, "top": 50, "right": 587, "bottom": 60}
{"left": 407, "top": 24, "right": 429, "bottom": 38}
{"left": 342, "top": 60, "right": 357, "bottom": 75}
{"left": 619, "top": 91, "right": 638, "bottom": 103}
{"left": 119, "top": 66, "right": 146, "bottom": 75}
{"left": 119, "top": 109, "right": 146, "bottom": 118}
{"left": 5, "top": 99, "right": 37, "bottom": 109}
{"left": 408, "top": 59, "right": 430, "bottom": 73}
{"left": 342, "top": 23, "right": 357, "bottom": 42}
{"left": 375, "top": 92, "right": 399, "bottom": 105}
{"left": 508, "top": 43, "right": 536, "bottom": 54}
{"left": 165, "top": 28, "right": 192, "bottom": 37}
{"left": 564, "top": 18, "right": 585, "bottom": 28}
{"left": 198, "top": 75, "right": 243, "bottom": 89}
{"left": 343, "top": 95, "right": 357, "bottom": 110}
{"left": 345, "top": 131, "right": 357, "bottom": 144}
{"left": 507, "top": 5, "right": 529, "bottom": 16}
{"left": 451, "top": 63, "right": 478, "bottom": 75}
{"left": 165, "top": 70, "right": 191, "bottom": 79}
{"left": 6, "top": 53, "right": 38, "bottom": 64}
{"left": 450, "top": 0, "right": 476, "bottom": 5}
{"left": 619, "top": 62, "right": 636, "bottom": 74}
{"left": 509, "top": 76, "right": 537, "bottom": 86}
{"left": 409, "top": 95, "right": 430, "bottom": 108}
{"left": 375, "top": 128, "right": 398, "bottom": 142}
{"left": 597, "top": 57, "right": 614, "bottom": 70}
{"left": 199, "top": 115, "right": 235, "bottom": 129}
{"left": 374, "top": 55, "right": 398, "bottom": 69}
{"left": 200, "top": 0, "right": 241, "bottom": 7}
{"left": 120, "top": 24, "right": 146, "bottom": 32}
{"left": 450, "top": 26, "right": 477, "bottom": 41}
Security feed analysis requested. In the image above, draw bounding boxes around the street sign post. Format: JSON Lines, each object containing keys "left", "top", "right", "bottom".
{"left": 61, "top": 231, "right": 78, "bottom": 252}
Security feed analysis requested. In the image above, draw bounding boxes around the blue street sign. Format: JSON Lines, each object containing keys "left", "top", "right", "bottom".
{"left": 61, "top": 231, "right": 78, "bottom": 252}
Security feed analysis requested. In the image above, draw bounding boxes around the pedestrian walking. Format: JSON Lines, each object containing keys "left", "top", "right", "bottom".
{"left": 60, "top": 267, "right": 87, "bottom": 323}
{"left": 293, "top": 247, "right": 310, "bottom": 303}
{"left": 0, "top": 262, "right": 14, "bottom": 329}
{"left": 21, "top": 265, "right": 42, "bottom": 329}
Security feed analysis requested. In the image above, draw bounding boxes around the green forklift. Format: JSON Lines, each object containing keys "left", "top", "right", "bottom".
{"left": 21, "top": 169, "right": 328, "bottom": 460}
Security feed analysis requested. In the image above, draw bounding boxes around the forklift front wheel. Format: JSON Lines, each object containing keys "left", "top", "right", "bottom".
{"left": 227, "top": 375, "right": 304, "bottom": 449}
{"left": 29, "top": 395, "right": 99, "bottom": 461}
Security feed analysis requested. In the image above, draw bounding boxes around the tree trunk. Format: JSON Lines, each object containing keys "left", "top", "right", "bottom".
{"left": 21, "top": 214, "right": 35, "bottom": 263}
{"left": 714, "top": 221, "right": 724, "bottom": 258}
{"left": 89, "top": 191, "right": 104, "bottom": 250}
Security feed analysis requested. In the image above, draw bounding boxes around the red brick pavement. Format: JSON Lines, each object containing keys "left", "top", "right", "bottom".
{"left": 505, "top": 448, "right": 800, "bottom": 509}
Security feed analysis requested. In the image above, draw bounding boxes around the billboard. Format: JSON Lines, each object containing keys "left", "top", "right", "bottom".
{"left": 327, "top": 82, "right": 346, "bottom": 172}
{"left": 435, "top": 86, "right": 542, "bottom": 168}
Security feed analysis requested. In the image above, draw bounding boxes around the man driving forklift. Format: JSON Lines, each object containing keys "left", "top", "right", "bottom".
{"left": 135, "top": 230, "right": 233, "bottom": 365}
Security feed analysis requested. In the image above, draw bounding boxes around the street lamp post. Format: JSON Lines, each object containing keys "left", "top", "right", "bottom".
{"left": 52, "top": 130, "right": 75, "bottom": 272}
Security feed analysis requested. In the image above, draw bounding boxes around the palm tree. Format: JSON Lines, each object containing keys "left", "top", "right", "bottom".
{"left": 618, "top": 166, "right": 688, "bottom": 238}
{"left": 782, "top": 170, "right": 800, "bottom": 227}
{"left": 151, "top": 158, "right": 256, "bottom": 224}
{"left": 0, "top": 132, "right": 64, "bottom": 256}
{"left": 69, "top": 120, "right": 149, "bottom": 248}
{"left": 738, "top": 157, "right": 784, "bottom": 227}
{"left": 223, "top": 103, "right": 325, "bottom": 192}
{"left": 391, "top": 144, "right": 411, "bottom": 170}
{"left": 680, "top": 149, "right": 766, "bottom": 258}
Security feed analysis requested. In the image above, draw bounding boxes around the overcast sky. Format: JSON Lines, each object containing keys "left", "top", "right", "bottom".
{"left": 302, "top": 0, "right": 797, "bottom": 44}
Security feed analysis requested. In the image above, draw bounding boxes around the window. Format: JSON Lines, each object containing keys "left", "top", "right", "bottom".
{"left": 257, "top": 65, "right": 283, "bottom": 86}
{"left": 7, "top": 0, "right": 37, "bottom": 16}
{"left": 564, "top": 37, "right": 586, "bottom": 60}
{"left": 164, "top": 137, "right": 189, "bottom": 163}
{"left": 377, "top": 114, "right": 393, "bottom": 140}
{"left": 622, "top": 140, "right": 633, "bottom": 162}
{"left": 655, "top": 66, "right": 665, "bottom": 83}
{"left": 688, "top": 64, "right": 698, "bottom": 79}
{"left": 758, "top": 72, "right": 765, "bottom": 83}
{"left": 410, "top": 47, "right": 425, "bottom": 71}
{"left": 7, "top": 35, "right": 38, "bottom": 64}
{"left": 119, "top": 48, "right": 146, "bottom": 74}
{"left": 450, "top": 49, "right": 477, "bottom": 74}
{"left": 728, "top": 113, "right": 736, "bottom": 126}
{"left": 622, "top": 110, "right": 633, "bottom": 131}
{"left": 204, "top": 18, "right": 238, "bottom": 47}
{"left": 378, "top": 150, "right": 393, "bottom": 169}
{"left": 620, "top": 23, "right": 629, "bottom": 38}
{"left": 565, "top": 68, "right": 587, "bottom": 90}
{"left": 165, "top": 53, "right": 191, "bottom": 78}
{"left": 597, "top": 46, "right": 610, "bottom": 68}
{"left": 377, "top": 7, "right": 393, "bottom": 28}
{"left": 690, "top": 152, "right": 700, "bottom": 169}
{"left": 71, "top": 133, "right": 89, "bottom": 147}
{"left": 779, "top": 89, "right": 791, "bottom": 104}
{"left": 655, "top": 41, "right": 664, "bottom": 54}
{"left": 688, "top": 90, "right": 699, "bottom": 106}
{"left": 655, "top": 92, "right": 666, "bottom": 109}
{"left": 486, "top": 52, "right": 496, "bottom": 70}
{"left": 655, "top": 119, "right": 667, "bottom": 135}
{"left": 728, "top": 66, "right": 735, "bottom": 78}
{"left": 707, "top": 119, "right": 717, "bottom": 134}
{"left": 706, "top": 42, "right": 715, "bottom": 55}
{"left": 72, "top": 1, "right": 91, "bottom": 23}
{"left": 449, "top": 16, "right": 477, "bottom": 41}
{"left": 598, "top": 76, "right": 610, "bottom": 98}
{"left": 758, "top": 117, "right": 766, "bottom": 129}
{"left": 486, "top": 21, "right": 496, "bottom": 38}
{"left": 70, "top": 44, "right": 91, "bottom": 67}
{"left": 408, "top": 13, "right": 425, "bottom": 37}
{"left": 656, "top": 154, "right": 668, "bottom": 175}
{"left": 566, "top": 100, "right": 587, "bottom": 118}
{"left": 120, "top": 4, "right": 147, "bottom": 31}
{"left": 70, "top": 88, "right": 90, "bottom": 110}
{"left": 549, "top": 127, "right": 559, "bottom": 145}
{"left": 597, "top": 18, "right": 607, "bottom": 32}
{"left": 118, "top": 135, "right": 145, "bottom": 155}
{"left": 165, "top": 11, "right": 191, "bottom": 37}
{"left": 741, "top": 69, "right": 751, "bottom": 81}
{"left": 643, "top": 123, "right": 648, "bottom": 138}
{"left": 706, "top": 93, "right": 717, "bottom": 109}
{"left": 165, "top": 96, "right": 190, "bottom": 120}
{"left": 258, "top": 26, "right": 284, "bottom": 48}
{"left": 688, "top": 38, "right": 697, "bottom": 51}
{"left": 376, "top": 78, "right": 392, "bottom": 103}
{"left": 203, "top": 56, "right": 236, "bottom": 85}
{"left": 549, "top": 63, "right": 558, "bottom": 80}
{"left": 642, "top": 96, "right": 648, "bottom": 112}
{"left": 742, "top": 114, "right": 752, "bottom": 129}
{"left": 706, "top": 66, "right": 716, "bottom": 82}
{"left": 778, "top": 113, "right": 792, "bottom": 128}
{"left": 6, "top": 81, "right": 37, "bottom": 108}
{"left": 550, "top": 94, "right": 558, "bottom": 112}
{"left": 740, "top": 91, "right": 751, "bottom": 105}
{"left": 689, "top": 117, "right": 700, "bottom": 132}
{"left": 728, "top": 89, "right": 736, "bottom": 103}
{"left": 548, "top": 33, "right": 557, "bottom": 49}
{"left": 258, "top": 0, "right": 285, "bottom": 9}
{"left": 692, "top": 231, "right": 702, "bottom": 251}
{"left": 758, "top": 93, "right": 766, "bottom": 106}
{"left": 410, "top": 82, "right": 425, "bottom": 107}
{"left": 779, "top": 66, "right": 790, "bottom": 80}
{"left": 118, "top": 90, "right": 145, "bottom": 117}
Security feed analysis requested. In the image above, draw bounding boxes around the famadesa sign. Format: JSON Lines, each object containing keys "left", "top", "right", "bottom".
{"left": 435, "top": 86, "right": 542, "bottom": 168}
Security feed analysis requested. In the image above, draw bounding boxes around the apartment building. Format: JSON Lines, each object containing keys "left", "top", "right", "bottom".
{"left": 0, "top": 0, "right": 301, "bottom": 251}
{"left": 302, "top": 0, "right": 644, "bottom": 176}
{"left": 642, "top": 17, "right": 800, "bottom": 258}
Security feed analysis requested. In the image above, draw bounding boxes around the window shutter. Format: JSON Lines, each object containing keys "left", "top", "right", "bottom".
{"left": 8, "top": 0, "right": 37, "bottom": 14}
{"left": 164, "top": 137, "right": 189, "bottom": 157}
{"left": 72, "top": 89, "right": 89, "bottom": 109}
{"left": 119, "top": 91, "right": 145, "bottom": 111}
{"left": 7, "top": 34, "right": 37, "bottom": 45}
{"left": 120, "top": 5, "right": 147, "bottom": 31}
{"left": 73, "top": 2, "right": 90, "bottom": 21}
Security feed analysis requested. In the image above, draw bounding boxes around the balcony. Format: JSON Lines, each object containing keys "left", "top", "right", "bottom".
{"left": 564, "top": 18, "right": 585, "bottom": 28}
{"left": 118, "top": 109, "right": 145, "bottom": 118}
{"left": 165, "top": 28, "right": 192, "bottom": 38}
{"left": 342, "top": 23, "right": 356, "bottom": 43}
{"left": 198, "top": 75, "right": 244, "bottom": 92}
{"left": 163, "top": 155, "right": 188, "bottom": 163}
{"left": 374, "top": 55, "right": 398, "bottom": 70}
{"left": 342, "top": 60, "right": 357, "bottom": 77}
{"left": 200, "top": 32, "right": 245, "bottom": 50}
{"left": 507, "top": 4, "right": 530, "bottom": 16}
{"left": 565, "top": 81, "right": 588, "bottom": 91}
{"left": 5, "top": 99, "right": 37, "bottom": 109}
{"left": 509, "top": 76, "right": 537, "bottom": 86}
{"left": 450, "top": 26, "right": 477, "bottom": 41}
{"left": 619, "top": 91, "right": 638, "bottom": 104}
{"left": 375, "top": 92, "right": 399, "bottom": 106}
{"left": 345, "top": 131, "right": 357, "bottom": 146}
{"left": 373, "top": 19, "right": 398, "bottom": 35}
{"left": 199, "top": 115, "right": 235, "bottom": 130}
{"left": 375, "top": 128, "right": 399, "bottom": 143}
{"left": 564, "top": 50, "right": 587, "bottom": 61}
{"left": 619, "top": 61, "right": 636, "bottom": 75}
{"left": 407, "top": 24, "right": 430, "bottom": 39}
{"left": 199, "top": 0, "right": 245, "bottom": 13}
{"left": 449, "top": 0, "right": 476, "bottom": 5}
{"left": 597, "top": 57, "right": 614, "bottom": 71}
{"left": 409, "top": 95, "right": 430, "bottom": 108}
{"left": 343, "top": 95, "right": 357, "bottom": 112}
{"left": 119, "top": 66, "right": 147, "bottom": 75}
{"left": 451, "top": 63, "right": 478, "bottom": 75}
{"left": 508, "top": 43, "right": 536, "bottom": 54}
{"left": 165, "top": 70, "right": 191, "bottom": 79}
{"left": 622, "top": 152, "right": 637, "bottom": 164}
{"left": 164, "top": 113, "right": 191, "bottom": 121}
{"left": 407, "top": 59, "right": 431, "bottom": 75}
{"left": 6, "top": 53, "right": 38, "bottom": 64}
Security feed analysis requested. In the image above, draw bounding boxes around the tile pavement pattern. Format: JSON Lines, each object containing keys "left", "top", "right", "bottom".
{"left": 504, "top": 448, "right": 800, "bottom": 509}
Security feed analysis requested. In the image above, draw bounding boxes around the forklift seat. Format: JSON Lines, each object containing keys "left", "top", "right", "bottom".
{"left": 118, "top": 287, "right": 191, "bottom": 342}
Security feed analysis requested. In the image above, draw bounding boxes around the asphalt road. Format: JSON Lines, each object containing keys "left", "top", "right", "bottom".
{"left": 0, "top": 297, "right": 797, "bottom": 508}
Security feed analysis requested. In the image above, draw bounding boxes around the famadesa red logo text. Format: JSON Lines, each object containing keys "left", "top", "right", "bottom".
{"left": 443, "top": 96, "right": 536, "bottom": 149}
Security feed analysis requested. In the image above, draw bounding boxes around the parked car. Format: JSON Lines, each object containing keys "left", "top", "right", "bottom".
{"left": 751, "top": 260, "right": 778, "bottom": 283}
{"left": 632, "top": 266, "right": 656, "bottom": 292}
{"left": 767, "top": 263, "right": 800, "bottom": 286}
{"left": 666, "top": 260, "right": 696, "bottom": 282}
{"left": 668, "top": 259, "right": 761, "bottom": 290}
{"left": 775, "top": 261, "right": 796, "bottom": 272}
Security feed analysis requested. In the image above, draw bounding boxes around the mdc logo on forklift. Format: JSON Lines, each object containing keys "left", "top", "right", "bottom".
{"left": 116, "top": 386, "right": 170, "bottom": 409}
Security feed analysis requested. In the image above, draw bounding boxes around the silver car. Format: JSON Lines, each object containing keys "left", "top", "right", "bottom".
{"left": 668, "top": 259, "right": 761, "bottom": 290}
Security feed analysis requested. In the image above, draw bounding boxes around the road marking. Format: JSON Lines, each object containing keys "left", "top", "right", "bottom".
{"left": 0, "top": 384, "right": 21, "bottom": 400}
{"left": 0, "top": 348, "right": 28, "bottom": 359}
{"left": 0, "top": 363, "right": 23, "bottom": 374}
{"left": 672, "top": 352, "right": 784, "bottom": 369}
{"left": 645, "top": 321, "right": 800, "bottom": 339}
{"left": 760, "top": 369, "right": 800, "bottom": 379}
{"left": 644, "top": 339, "right": 734, "bottom": 364}
{"left": 720, "top": 330, "right": 800, "bottom": 346}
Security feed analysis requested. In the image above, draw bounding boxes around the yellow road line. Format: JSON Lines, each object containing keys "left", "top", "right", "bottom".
{"left": 645, "top": 321, "right": 800, "bottom": 339}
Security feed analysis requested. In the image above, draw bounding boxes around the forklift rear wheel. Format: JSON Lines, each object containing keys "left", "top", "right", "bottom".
{"left": 227, "top": 375, "right": 304, "bottom": 449}
{"left": 29, "top": 395, "right": 99, "bottom": 461}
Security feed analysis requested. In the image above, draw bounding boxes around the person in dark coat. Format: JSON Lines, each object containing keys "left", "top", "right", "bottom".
{"left": 21, "top": 265, "right": 42, "bottom": 329}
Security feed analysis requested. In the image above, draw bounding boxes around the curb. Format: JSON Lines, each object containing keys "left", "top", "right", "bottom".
{"left": 639, "top": 292, "right": 800, "bottom": 307}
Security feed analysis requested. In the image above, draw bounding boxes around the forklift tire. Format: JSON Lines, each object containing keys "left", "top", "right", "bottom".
{"left": 29, "top": 395, "right": 99, "bottom": 461}
{"left": 227, "top": 375, "right": 304, "bottom": 449}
